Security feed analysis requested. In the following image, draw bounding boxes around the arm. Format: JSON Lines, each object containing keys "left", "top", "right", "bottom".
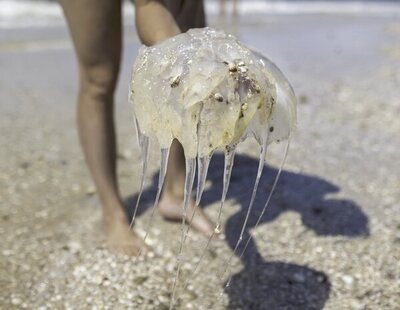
{"left": 134, "top": 0, "right": 181, "bottom": 46}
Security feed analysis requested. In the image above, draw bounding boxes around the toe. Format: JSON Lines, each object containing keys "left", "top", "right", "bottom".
{"left": 190, "top": 209, "right": 214, "bottom": 237}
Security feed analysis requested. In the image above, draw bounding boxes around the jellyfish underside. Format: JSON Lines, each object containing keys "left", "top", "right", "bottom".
{"left": 129, "top": 28, "right": 297, "bottom": 309}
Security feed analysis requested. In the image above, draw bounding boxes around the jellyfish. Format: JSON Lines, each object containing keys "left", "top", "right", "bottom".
{"left": 128, "top": 27, "right": 297, "bottom": 308}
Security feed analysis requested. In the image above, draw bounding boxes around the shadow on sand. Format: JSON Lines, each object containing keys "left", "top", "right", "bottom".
{"left": 124, "top": 153, "right": 369, "bottom": 309}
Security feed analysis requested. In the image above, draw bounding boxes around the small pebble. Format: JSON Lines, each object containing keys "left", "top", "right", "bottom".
{"left": 341, "top": 275, "right": 354, "bottom": 286}
{"left": 170, "top": 75, "right": 180, "bottom": 88}
{"left": 11, "top": 297, "right": 22, "bottom": 305}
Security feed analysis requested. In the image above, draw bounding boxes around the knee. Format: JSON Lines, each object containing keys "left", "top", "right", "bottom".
{"left": 79, "top": 62, "right": 120, "bottom": 101}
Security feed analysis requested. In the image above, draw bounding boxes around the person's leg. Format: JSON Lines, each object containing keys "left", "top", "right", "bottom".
{"left": 170, "top": 0, "right": 206, "bottom": 32}
{"left": 219, "top": 0, "right": 226, "bottom": 16}
{"left": 157, "top": 0, "right": 214, "bottom": 236}
{"left": 60, "top": 0, "right": 145, "bottom": 255}
{"left": 134, "top": 0, "right": 213, "bottom": 235}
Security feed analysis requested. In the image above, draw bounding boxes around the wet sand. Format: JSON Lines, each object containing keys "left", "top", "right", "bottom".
{"left": 1, "top": 13, "right": 400, "bottom": 309}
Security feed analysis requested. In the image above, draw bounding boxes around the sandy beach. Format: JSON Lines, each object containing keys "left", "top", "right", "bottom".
{"left": 1, "top": 5, "right": 400, "bottom": 310}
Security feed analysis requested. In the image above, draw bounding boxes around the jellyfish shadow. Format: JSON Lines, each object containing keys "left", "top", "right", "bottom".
{"left": 124, "top": 152, "right": 369, "bottom": 309}
{"left": 202, "top": 153, "right": 370, "bottom": 238}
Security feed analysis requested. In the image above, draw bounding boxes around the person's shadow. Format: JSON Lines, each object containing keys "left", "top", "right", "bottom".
{"left": 124, "top": 152, "right": 369, "bottom": 309}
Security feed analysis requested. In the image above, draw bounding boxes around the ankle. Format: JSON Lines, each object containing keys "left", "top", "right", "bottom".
{"left": 162, "top": 187, "right": 184, "bottom": 201}
{"left": 162, "top": 191, "right": 183, "bottom": 201}
{"left": 100, "top": 199, "right": 126, "bottom": 220}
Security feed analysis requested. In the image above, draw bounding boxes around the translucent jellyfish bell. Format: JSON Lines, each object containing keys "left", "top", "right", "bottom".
{"left": 130, "top": 27, "right": 296, "bottom": 158}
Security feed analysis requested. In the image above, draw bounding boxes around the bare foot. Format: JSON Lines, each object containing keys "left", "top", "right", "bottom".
{"left": 104, "top": 210, "right": 147, "bottom": 256}
{"left": 158, "top": 193, "right": 215, "bottom": 237}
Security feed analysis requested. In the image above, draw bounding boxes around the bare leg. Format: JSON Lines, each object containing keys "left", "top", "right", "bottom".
{"left": 233, "top": 0, "right": 238, "bottom": 16}
{"left": 60, "top": 0, "right": 145, "bottom": 255}
{"left": 135, "top": 0, "right": 213, "bottom": 235}
{"left": 219, "top": 0, "right": 226, "bottom": 16}
{"left": 159, "top": 140, "right": 214, "bottom": 235}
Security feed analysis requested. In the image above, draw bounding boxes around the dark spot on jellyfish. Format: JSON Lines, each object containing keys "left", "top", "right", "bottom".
{"left": 271, "top": 97, "right": 276, "bottom": 104}
{"left": 252, "top": 82, "right": 261, "bottom": 93}
{"left": 222, "top": 60, "right": 229, "bottom": 65}
{"left": 269, "top": 126, "right": 274, "bottom": 132}
{"left": 225, "top": 100, "right": 229, "bottom": 105}
{"left": 257, "top": 103, "right": 262, "bottom": 110}
{"left": 299, "top": 94, "right": 308, "bottom": 104}
{"left": 227, "top": 62, "right": 237, "bottom": 72}
{"left": 239, "top": 111, "right": 244, "bottom": 119}
{"left": 170, "top": 75, "right": 180, "bottom": 88}
{"left": 214, "top": 93, "right": 224, "bottom": 102}
{"left": 223, "top": 131, "right": 230, "bottom": 140}
{"left": 209, "top": 143, "right": 213, "bottom": 148}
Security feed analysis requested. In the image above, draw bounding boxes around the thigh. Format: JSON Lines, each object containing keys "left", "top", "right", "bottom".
{"left": 60, "top": 0, "right": 122, "bottom": 75}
